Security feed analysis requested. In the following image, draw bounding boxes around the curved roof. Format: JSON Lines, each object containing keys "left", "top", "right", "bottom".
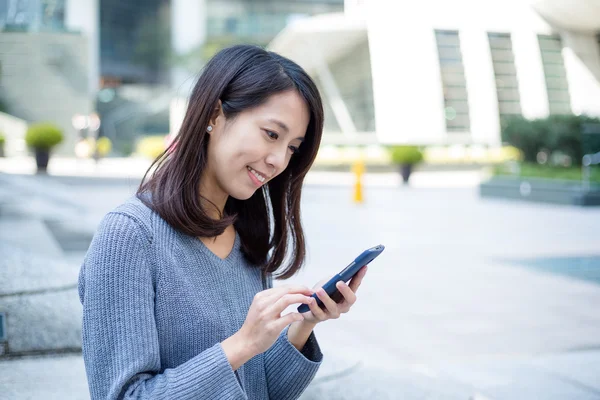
{"left": 269, "top": 12, "right": 367, "bottom": 73}
{"left": 531, "top": 0, "right": 600, "bottom": 31}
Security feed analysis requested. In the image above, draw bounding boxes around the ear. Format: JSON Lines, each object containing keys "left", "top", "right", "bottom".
{"left": 207, "top": 100, "right": 223, "bottom": 134}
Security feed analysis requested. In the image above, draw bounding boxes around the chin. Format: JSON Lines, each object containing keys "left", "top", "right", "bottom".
{"left": 229, "top": 188, "right": 258, "bottom": 201}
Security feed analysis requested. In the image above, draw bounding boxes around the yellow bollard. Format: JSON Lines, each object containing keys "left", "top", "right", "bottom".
{"left": 352, "top": 159, "right": 365, "bottom": 204}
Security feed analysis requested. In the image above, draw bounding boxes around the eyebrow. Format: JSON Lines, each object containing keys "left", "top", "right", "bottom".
{"left": 267, "top": 118, "right": 304, "bottom": 142}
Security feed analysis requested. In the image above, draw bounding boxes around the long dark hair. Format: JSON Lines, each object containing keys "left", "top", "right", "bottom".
{"left": 137, "top": 45, "right": 324, "bottom": 279}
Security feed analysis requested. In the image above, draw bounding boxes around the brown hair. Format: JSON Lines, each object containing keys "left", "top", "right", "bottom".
{"left": 137, "top": 45, "right": 324, "bottom": 279}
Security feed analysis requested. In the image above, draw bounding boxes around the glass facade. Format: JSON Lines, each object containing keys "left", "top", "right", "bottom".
{"left": 538, "top": 34, "right": 571, "bottom": 115}
{"left": 205, "top": 0, "right": 343, "bottom": 45}
{"left": 488, "top": 32, "right": 522, "bottom": 124}
{"left": 435, "top": 29, "right": 471, "bottom": 133}
{"left": 207, "top": 12, "right": 292, "bottom": 39}
{"left": 100, "top": 0, "right": 170, "bottom": 85}
{"left": 0, "top": 0, "right": 65, "bottom": 32}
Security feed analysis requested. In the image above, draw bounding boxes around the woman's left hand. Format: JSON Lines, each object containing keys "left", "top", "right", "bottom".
{"left": 300, "top": 265, "right": 368, "bottom": 324}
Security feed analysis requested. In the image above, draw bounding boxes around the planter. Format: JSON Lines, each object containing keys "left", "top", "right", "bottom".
{"left": 400, "top": 164, "right": 413, "bottom": 184}
{"left": 34, "top": 149, "right": 50, "bottom": 173}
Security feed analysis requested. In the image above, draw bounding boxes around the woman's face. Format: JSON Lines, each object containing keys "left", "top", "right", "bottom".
{"left": 205, "top": 90, "right": 310, "bottom": 201}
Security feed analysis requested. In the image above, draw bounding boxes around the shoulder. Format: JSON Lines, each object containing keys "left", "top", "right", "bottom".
{"left": 100, "top": 195, "right": 155, "bottom": 243}
{"left": 80, "top": 197, "right": 159, "bottom": 304}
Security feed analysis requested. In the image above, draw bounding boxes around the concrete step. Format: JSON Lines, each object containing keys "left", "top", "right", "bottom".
{"left": 0, "top": 243, "right": 82, "bottom": 357}
{"left": 0, "top": 242, "right": 79, "bottom": 296}
{"left": 0, "top": 218, "right": 63, "bottom": 259}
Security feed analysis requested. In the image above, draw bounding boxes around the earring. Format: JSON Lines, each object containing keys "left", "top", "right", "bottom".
{"left": 207, "top": 126, "right": 213, "bottom": 132}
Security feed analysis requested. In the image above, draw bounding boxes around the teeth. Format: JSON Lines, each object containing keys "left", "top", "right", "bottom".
{"left": 247, "top": 166, "right": 265, "bottom": 183}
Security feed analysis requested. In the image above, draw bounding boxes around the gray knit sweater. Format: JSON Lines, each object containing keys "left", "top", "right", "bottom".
{"left": 78, "top": 196, "right": 323, "bottom": 399}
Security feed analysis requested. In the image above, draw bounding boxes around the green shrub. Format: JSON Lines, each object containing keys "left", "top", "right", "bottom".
{"left": 501, "top": 116, "right": 547, "bottom": 163}
{"left": 501, "top": 114, "right": 600, "bottom": 166}
{"left": 546, "top": 115, "right": 600, "bottom": 164}
{"left": 0, "top": 132, "right": 5, "bottom": 145}
{"left": 96, "top": 136, "right": 112, "bottom": 156}
{"left": 388, "top": 146, "right": 424, "bottom": 165}
{"left": 25, "top": 123, "right": 64, "bottom": 150}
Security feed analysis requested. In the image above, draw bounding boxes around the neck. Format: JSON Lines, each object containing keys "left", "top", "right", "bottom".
{"left": 200, "top": 196, "right": 227, "bottom": 220}
{"left": 198, "top": 173, "right": 228, "bottom": 220}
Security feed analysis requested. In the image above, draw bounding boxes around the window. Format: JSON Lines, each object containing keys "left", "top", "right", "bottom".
{"left": 0, "top": 0, "right": 66, "bottom": 31}
{"left": 538, "top": 34, "right": 571, "bottom": 115}
{"left": 40, "top": 0, "right": 66, "bottom": 31}
{"left": 488, "top": 33, "right": 522, "bottom": 124}
{"left": 435, "top": 30, "right": 470, "bottom": 133}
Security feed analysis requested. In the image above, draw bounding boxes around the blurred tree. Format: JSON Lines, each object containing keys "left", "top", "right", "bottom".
{"left": 502, "top": 114, "right": 600, "bottom": 166}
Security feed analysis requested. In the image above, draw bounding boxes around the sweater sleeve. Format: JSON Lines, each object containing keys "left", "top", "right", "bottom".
{"left": 262, "top": 273, "right": 323, "bottom": 400}
{"left": 79, "top": 212, "right": 247, "bottom": 400}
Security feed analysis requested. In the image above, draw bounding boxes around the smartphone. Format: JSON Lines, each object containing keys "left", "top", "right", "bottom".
{"left": 297, "top": 244, "right": 384, "bottom": 313}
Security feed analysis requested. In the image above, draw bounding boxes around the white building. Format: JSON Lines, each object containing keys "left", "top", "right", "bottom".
{"left": 269, "top": 0, "right": 600, "bottom": 147}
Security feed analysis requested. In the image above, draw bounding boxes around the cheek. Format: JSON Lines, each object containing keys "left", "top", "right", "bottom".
{"left": 212, "top": 128, "right": 265, "bottom": 177}
{"left": 235, "top": 140, "right": 264, "bottom": 163}
{"left": 213, "top": 144, "right": 248, "bottom": 183}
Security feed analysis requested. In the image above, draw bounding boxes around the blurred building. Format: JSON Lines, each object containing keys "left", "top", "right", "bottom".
{"left": 0, "top": 0, "right": 97, "bottom": 155}
{"left": 100, "top": 0, "right": 170, "bottom": 86}
{"left": 168, "top": 0, "right": 344, "bottom": 141}
{"left": 170, "top": 0, "right": 344, "bottom": 91}
{"left": 269, "top": 0, "right": 600, "bottom": 147}
{"left": 101, "top": 0, "right": 344, "bottom": 154}
{"left": 0, "top": 0, "right": 346, "bottom": 156}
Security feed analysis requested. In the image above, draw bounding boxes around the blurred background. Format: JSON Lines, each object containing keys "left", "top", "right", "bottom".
{"left": 1, "top": 0, "right": 600, "bottom": 399}
{"left": 0, "top": 0, "right": 599, "bottom": 173}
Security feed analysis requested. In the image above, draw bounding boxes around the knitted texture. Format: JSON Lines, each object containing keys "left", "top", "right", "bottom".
{"left": 78, "top": 196, "right": 323, "bottom": 399}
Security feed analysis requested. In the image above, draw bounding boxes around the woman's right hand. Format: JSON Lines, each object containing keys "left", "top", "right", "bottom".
{"left": 222, "top": 285, "right": 315, "bottom": 370}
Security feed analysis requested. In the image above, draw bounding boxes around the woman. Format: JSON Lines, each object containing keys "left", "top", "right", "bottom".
{"left": 78, "top": 44, "right": 368, "bottom": 400}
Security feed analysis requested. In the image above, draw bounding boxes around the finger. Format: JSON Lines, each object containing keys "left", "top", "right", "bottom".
{"left": 304, "top": 294, "right": 328, "bottom": 320}
{"left": 272, "top": 312, "right": 304, "bottom": 332}
{"left": 315, "top": 288, "right": 340, "bottom": 318}
{"left": 267, "top": 293, "right": 314, "bottom": 316}
{"left": 335, "top": 281, "right": 357, "bottom": 306}
{"left": 348, "top": 266, "right": 368, "bottom": 292}
{"left": 262, "top": 285, "right": 314, "bottom": 302}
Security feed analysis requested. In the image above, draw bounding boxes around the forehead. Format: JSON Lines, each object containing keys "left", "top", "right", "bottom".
{"left": 250, "top": 90, "right": 310, "bottom": 137}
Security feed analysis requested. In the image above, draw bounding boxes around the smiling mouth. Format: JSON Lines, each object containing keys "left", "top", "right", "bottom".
{"left": 247, "top": 166, "right": 267, "bottom": 183}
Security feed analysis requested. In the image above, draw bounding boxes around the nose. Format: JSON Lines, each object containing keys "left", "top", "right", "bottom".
{"left": 265, "top": 145, "right": 289, "bottom": 175}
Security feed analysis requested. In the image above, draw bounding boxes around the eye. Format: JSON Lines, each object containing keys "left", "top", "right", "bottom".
{"left": 265, "top": 130, "right": 278, "bottom": 140}
{"left": 289, "top": 145, "right": 300, "bottom": 155}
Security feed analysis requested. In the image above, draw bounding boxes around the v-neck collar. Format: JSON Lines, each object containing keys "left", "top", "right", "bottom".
{"left": 194, "top": 230, "right": 241, "bottom": 266}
